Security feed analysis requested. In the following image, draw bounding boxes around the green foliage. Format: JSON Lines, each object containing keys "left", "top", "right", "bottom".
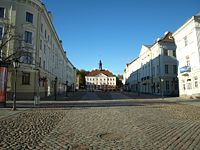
{"left": 116, "top": 74, "right": 123, "bottom": 88}
{"left": 77, "top": 69, "right": 90, "bottom": 88}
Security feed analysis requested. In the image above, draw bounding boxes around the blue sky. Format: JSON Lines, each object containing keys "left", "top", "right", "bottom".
{"left": 43, "top": 0, "right": 200, "bottom": 75}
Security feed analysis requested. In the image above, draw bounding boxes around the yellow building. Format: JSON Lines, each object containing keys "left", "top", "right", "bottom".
{"left": 0, "top": 0, "right": 76, "bottom": 100}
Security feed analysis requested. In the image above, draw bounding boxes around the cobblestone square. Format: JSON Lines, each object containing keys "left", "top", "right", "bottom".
{"left": 1, "top": 101, "right": 200, "bottom": 150}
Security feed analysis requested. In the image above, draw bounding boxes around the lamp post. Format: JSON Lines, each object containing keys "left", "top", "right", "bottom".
{"left": 161, "top": 78, "right": 164, "bottom": 99}
{"left": 137, "top": 82, "right": 140, "bottom": 96}
{"left": 12, "top": 60, "right": 20, "bottom": 111}
{"left": 65, "top": 80, "right": 68, "bottom": 97}
{"left": 54, "top": 77, "right": 57, "bottom": 100}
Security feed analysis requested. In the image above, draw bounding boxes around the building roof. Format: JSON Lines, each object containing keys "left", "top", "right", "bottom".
{"left": 87, "top": 69, "right": 115, "bottom": 77}
{"left": 157, "top": 32, "right": 174, "bottom": 43}
{"left": 196, "top": 11, "right": 200, "bottom": 17}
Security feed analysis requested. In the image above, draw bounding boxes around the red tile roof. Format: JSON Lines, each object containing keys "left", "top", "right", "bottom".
{"left": 87, "top": 69, "right": 115, "bottom": 77}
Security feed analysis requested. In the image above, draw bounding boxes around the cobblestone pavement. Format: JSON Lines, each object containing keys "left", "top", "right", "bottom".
{"left": 81, "top": 92, "right": 101, "bottom": 100}
{"left": 110, "top": 92, "right": 130, "bottom": 100}
{"left": 1, "top": 104, "right": 200, "bottom": 149}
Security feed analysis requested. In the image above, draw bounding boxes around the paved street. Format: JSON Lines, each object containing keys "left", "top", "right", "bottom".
{"left": 1, "top": 92, "right": 200, "bottom": 149}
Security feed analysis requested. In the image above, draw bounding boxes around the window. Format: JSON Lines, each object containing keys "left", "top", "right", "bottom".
{"left": 41, "top": 23, "right": 43, "bottom": 33}
{"left": 165, "top": 65, "right": 168, "bottom": 74}
{"left": 182, "top": 80, "right": 185, "bottom": 90}
{"left": 173, "top": 65, "right": 177, "bottom": 74}
{"left": 43, "top": 61, "right": 45, "bottom": 70}
{"left": 24, "top": 31, "right": 32, "bottom": 44}
{"left": 184, "top": 36, "right": 188, "bottom": 46}
{"left": 186, "top": 56, "right": 190, "bottom": 66}
{"left": 187, "top": 83, "right": 192, "bottom": 90}
{"left": 0, "top": 7, "right": 5, "bottom": 18}
{"left": 173, "top": 51, "right": 176, "bottom": 57}
{"left": 0, "top": 27, "right": 3, "bottom": 40}
{"left": 194, "top": 76, "right": 198, "bottom": 88}
{"left": 26, "top": 12, "right": 33, "bottom": 23}
{"left": 166, "top": 81, "right": 169, "bottom": 90}
{"left": 40, "top": 40, "right": 42, "bottom": 50}
{"left": 20, "top": 54, "right": 33, "bottom": 64}
{"left": 39, "top": 57, "right": 41, "bottom": 67}
{"left": 22, "top": 72, "right": 30, "bottom": 85}
{"left": 45, "top": 30, "right": 47, "bottom": 39}
{"left": 163, "top": 49, "right": 168, "bottom": 56}
{"left": 44, "top": 44, "right": 46, "bottom": 53}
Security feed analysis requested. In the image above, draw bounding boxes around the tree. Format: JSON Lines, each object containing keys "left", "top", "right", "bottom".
{"left": 116, "top": 74, "right": 123, "bottom": 89}
{"left": 77, "top": 69, "right": 90, "bottom": 89}
{"left": 0, "top": 22, "right": 32, "bottom": 64}
{"left": 0, "top": 22, "right": 32, "bottom": 107}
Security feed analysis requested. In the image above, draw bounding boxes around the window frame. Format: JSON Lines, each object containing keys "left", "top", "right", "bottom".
{"left": 194, "top": 76, "right": 198, "bottom": 88}
{"left": 26, "top": 12, "right": 33, "bottom": 23}
{"left": 184, "top": 36, "right": 188, "bottom": 47}
{"left": 22, "top": 72, "right": 30, "bottom": 85}
{"left": 165, "top": 64, "right": 169, "bottom": 74}
{"left": 163, "top": 49, "right": 168, "bottom": 56}
{"left": 173, "top": 65, "right": 177, "bottom": 74}
{"left": 24, "top": 31, "right": 33, "bottom": 44}
{"left": 173, "top": 50, "right": 176, "bottom": 57}
{"left": 0, "top": 7, "right": 5, "bottom": 18}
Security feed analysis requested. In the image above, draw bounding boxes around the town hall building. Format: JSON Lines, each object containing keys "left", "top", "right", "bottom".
{"left": 85, "top": 61, "right": 116, "bottom": 91}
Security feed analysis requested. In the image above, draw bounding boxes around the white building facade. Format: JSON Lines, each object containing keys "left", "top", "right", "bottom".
{"left": 173, "top": 13, "right": 200, "bottom": 98}
{"left": 85, "top": 61, "right": 116, "bottom": 91}
{"left": 0, "top": 0, "right": 76, "bottom": 100}
{"left": 124, "top": 32, "right": 179, "bottom": 96}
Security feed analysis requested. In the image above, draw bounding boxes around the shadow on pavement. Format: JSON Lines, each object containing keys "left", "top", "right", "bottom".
{"left": 5, "top": 91, "right": 184, "bottom": 108}
{"left": 5, "top": 100, "right": 178, "bottom": 109}
{"left": 41, "top": 91, "right": 169, "bottom": 101}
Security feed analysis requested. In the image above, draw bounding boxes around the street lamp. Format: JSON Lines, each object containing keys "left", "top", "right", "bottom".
{"left": 65, "top": 80, "right": 68, "bottom": 97}
{"left": 12, "top": 59, "right": 20, "bottom": 111}
{"left": 161, "top": 78, "right": 164, "bottom": 99}
{"left": 54, "top": 77, "right": 57, "bottom": 100}
{"left": 137, "top": 82, "right": 140, "bottom": 96}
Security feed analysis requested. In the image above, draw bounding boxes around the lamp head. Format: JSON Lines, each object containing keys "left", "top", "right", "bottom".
{"left": 13, "top": 60, "right": 20, "bottom": 68}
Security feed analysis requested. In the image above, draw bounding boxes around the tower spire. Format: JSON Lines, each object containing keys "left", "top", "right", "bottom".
{"left": 99, "top": 60, "right": 102, "bottom": 70}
